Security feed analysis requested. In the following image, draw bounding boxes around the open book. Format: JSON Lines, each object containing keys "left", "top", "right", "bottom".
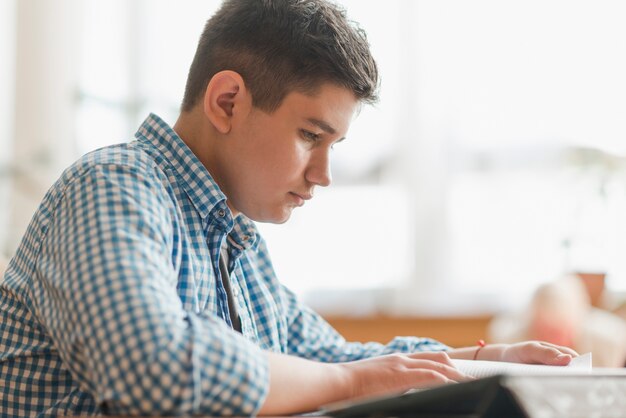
{"left": 451, "top": 352, "right": 592, "bottom": 378}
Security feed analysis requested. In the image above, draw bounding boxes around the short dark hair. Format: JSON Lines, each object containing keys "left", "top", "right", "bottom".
{"left": 181, "top": 0, "right": 379, "bottom": 113}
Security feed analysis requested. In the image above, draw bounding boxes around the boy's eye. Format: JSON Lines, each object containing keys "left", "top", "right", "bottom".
{"left": 301, "top": 129, "right": 321, "bottom": 142}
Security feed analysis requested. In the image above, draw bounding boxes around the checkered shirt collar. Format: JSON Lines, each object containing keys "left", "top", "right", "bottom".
{"left": 135, "top": 113, "right": 259, "bottom": 251}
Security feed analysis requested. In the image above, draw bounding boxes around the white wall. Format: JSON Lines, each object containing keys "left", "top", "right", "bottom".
{"left": 6, "top": 0, "right": 84, "bottom": 253}
{"left": 0, "top": 0, "right": 16, "bottom": 257}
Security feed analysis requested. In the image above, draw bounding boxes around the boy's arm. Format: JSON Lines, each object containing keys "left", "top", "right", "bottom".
{"left": 279, "top": 284, "right": 449, "bottom": 361}
{"left": 35, "top": 164, "right": 269, "bottom": 416}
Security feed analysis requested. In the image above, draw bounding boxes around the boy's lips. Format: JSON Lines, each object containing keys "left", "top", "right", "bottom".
{"left": 293, "top": 192, "right": 313, "bottom": 201}
{"left": 289, "top": 192, "right": 313, "bottom": 206}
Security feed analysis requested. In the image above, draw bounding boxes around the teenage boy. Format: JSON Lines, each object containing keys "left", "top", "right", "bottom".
{"left": 0, "top": 0, "right": 577, "bottom": 416}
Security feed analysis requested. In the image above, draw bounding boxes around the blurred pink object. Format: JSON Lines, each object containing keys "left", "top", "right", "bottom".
{"left": 489, "top": 274, "right": 626, "bottom": 367}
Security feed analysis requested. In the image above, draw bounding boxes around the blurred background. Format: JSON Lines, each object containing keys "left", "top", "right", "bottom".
{"left": 1, "top": 0, "right": 626, "bottom": 363}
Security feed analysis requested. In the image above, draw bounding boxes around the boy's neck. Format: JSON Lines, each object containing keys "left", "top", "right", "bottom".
{"left": 173, "top": 108, "right": 241, "bottom": 219}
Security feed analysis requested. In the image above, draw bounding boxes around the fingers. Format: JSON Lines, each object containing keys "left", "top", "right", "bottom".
{"left": 534, "top": 342, "right": 579, "bottom": 365}
{"left": 406, "top": 368, "right": 458, "bottom": 389}
{"left": 403, "top": 352, "right": 472, "bottom": 383}
{"left": 521, "top": 341, "right": 579, "bottom": 365}
{"left": 408, "top": 359, "right": 471, "bottom": 384}
{"left": 536, "top": 341, "right": 579, "bottom": 357}
{"left": 406, "top": 350, "right": 455, "bottom": 366}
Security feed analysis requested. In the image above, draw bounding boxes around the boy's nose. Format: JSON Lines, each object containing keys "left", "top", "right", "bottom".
{"left": 306, "top": 150, "right": 332, "bottom": 187}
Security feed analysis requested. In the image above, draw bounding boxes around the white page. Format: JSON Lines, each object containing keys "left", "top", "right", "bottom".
{"left": 451, "top": 352, "right": 592, "bottom": 378}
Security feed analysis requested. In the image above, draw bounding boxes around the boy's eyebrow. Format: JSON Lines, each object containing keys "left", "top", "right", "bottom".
{"left": 307, "top": 118, "right": 336, "bottom": 135}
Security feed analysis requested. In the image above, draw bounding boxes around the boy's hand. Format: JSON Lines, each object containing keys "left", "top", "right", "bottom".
{"left": 261, "top": 350, "right": 468, "bottom": 415}
{"left": 339, "top": 351, "right": 470, "bottom": 398}
{"left": 489, "top": 341, "right": 579, "bottom": 365}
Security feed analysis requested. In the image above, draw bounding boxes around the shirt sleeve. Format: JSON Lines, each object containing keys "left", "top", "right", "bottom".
{"left": 32, "top": 162, "right": 269, "bottom": 416}
{"left": 282, "top": 285, "right": 450, "bottom": 362}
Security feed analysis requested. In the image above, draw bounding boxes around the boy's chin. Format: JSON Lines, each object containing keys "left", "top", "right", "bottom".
{"left": 250, "top": 206, "right": 294, "bottom": 224}
{"left": 269, "top": 209, "right": 294, "bottom": 225}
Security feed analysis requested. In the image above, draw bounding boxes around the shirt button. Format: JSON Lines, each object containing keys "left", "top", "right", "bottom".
{"left": 217, "top": 209, "right": 226, "bottom": 217}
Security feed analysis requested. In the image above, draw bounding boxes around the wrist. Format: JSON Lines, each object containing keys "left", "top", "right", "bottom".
{"left": 472, "top": 340, "right": 486, "bottom": 360}
{"left": 480, "top": 343, "right": 507, "bottom": 361}
{"left": 336, "top": 362, "right": 359, "bottom": 399}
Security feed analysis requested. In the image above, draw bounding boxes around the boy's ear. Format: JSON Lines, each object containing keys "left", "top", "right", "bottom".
{"left": 202, "top": 71, "right": 250, "bottom": 134}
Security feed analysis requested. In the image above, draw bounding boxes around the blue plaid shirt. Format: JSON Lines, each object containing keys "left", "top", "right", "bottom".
{"left": 0, "top": 114, "right": 447, "bottom": 417}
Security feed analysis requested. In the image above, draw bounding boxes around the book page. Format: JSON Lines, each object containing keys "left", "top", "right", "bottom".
{"left": 451, "top": 352, "right": 592, "bottom": 378}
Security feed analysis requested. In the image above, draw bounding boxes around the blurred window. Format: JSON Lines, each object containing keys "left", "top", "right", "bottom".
{"left": 413, "top": 1, "right": 626, "bottom": 297}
